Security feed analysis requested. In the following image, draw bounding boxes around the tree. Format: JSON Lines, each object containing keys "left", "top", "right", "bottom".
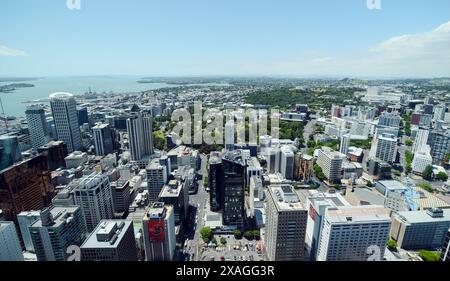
{"left": 366, "top": 181, "right": 374, "bottom": 188}
{"left": 243, "top": 231, "right": 254, "bottom": 240}
{"left": 153, "top": 130, "right": 166, "bottom": 150}
{"left": 418, "top": 250, "right": 441, "bottom": 261}
{"left": 313, "top": 164, "right": 326, "bottom": 181}
{"left": 418, "top": 182, "right": 433, "bottom": 193}
{"left": 220, "top": 237, "right": 227, "bottom": 245}
{"left": 200, "top": 227, "right": 213, "bottom": 243}
{"left": 252, "top": 229, "right": 261, "bottom": 240}
{"left": 422, "top": 165, "right": 433, "bottom": 180}
{"left": 387, "top": 239, "right": 398, "bottom": 251}
{"left": 436, "top": 172, "right": 448, "bottom": 182}
{"left": 211, "top": 237, "right": 217, "bottom": 245}
{"left": 233, "top": 229, "right": 242, "bottom": 239}
{"left": 405, "top": 139, "right": 413, "bottom": 146}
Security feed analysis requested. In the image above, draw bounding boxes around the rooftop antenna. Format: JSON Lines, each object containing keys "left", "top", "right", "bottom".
{"left": 0, "top": 96, "right": 8, "bottom": 129}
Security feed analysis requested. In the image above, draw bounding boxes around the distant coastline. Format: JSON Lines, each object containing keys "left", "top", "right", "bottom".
{"left": 0, "top": 83, "right": 35, "bottom": 93}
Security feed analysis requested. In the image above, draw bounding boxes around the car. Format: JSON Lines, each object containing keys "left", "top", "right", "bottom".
{"left": 220, "top": 256, "right": 225, "bottom": 261}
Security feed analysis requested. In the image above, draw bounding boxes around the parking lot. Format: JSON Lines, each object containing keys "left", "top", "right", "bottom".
{"left": 199, "top": 234, "right": 264, "bottom": 261}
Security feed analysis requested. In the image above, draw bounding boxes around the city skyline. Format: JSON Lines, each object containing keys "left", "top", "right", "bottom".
{"left": 1, "top": 0, "right": 450, "bottom": 78}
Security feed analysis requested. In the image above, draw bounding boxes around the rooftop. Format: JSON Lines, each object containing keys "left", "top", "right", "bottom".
{"left": 81, "top": 220, "right": 132, "bottom": 249}
{"left": 325, "top": 205, "right": 390, "bottom": 224}
{"left": 269, "top": 184, "right": 305, "bottom": 211}
{"left": 395, "top": 208, "right": 450, "bottom": 224}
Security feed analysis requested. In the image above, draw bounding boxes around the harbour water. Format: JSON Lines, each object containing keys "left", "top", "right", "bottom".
{"left": 0, "top": 76, "right": 175, "bottom": 117}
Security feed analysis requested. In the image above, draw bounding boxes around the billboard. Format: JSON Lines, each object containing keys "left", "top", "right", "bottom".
{"left": 148, "top": 220, "right": 165, "bottom": 243}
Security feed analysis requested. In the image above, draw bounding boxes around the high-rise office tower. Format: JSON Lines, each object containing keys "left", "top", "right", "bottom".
{"left": 142, "top": 202, "right": 176, "bottom": 261}
{"left": 280, "top": 146, "right": 295, "bottom": 180}
{"left": 209, "top": 152, "right": 223, "bottom": 212}
{"left": 225, "top": 120, "right": 235, "bottom": 151}
{"left": 378, "top": 111, "right": 401, "bottom": 128}
{"left": 0, "top": 154, "right": 52, "bottom": 222}
{"left": 316, "top": 147, "right": 345, "bottom": 184}
{"left": 159, "top": 179, "right": 188, "bottom": 226}
{"left": 0, "top": 135, "right": 22, "bottom": 171}
{"left": 25, "top": 105, "right": 50, "bottom": 150}
{"left": 77, "top": 106, "right": 89, "bottom": 126}
{"left": 433, "top": 105, "right": 446, "bottom": 123}
{"left": 369, "top": 133, "right": 397, "bottom": 163}
{"left": 80, "top": 220, "right": 137, "bottom": 261}
{"left": 265, "top": 184, "right": 308, "bottom": 261}
{"left": 427, "top": 130, "right": 450, "bottom": 165}
{"left": 305, "top": 191, "right": 351, "bottom": 261}
{"left": 412, "top": 128, "right": 430, "bottom": 153}
{"left": 37, "top": 140, "right": 68, "bottom": 171}
{"left": 29, "top": 207, "right": 87, "bottom": 261}
{"left": 49, "top": 92, "right": 83, "bottom": 153}
{"left": 74, "top": 173, "right": 114, "bottom": 232}
{"left": 339, "top": 134, "right": 350, "bottom": 156}
{"left": 316, "top": 205, "right": 391, "bottom": 261}
{"left": 126, "top": 110, "right": 154, "bottom": 164}
{"left": 17, "top": 210, "right": 41, "bottom": 252}
{"left": 92, "top": 123, "right": 114, "bottom": 156}
{"left": 0, "top": 221, "right": 24, "bottom": 261}
{"left": 222, "top": 150, "right": 246, "bottom": 227}
{"left": 146, "top": 158, "right": 168, "bottom": 202}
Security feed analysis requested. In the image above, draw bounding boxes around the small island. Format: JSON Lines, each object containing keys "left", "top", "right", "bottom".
{"left": 0, "top": 83, "right": 35, "bottom": 93}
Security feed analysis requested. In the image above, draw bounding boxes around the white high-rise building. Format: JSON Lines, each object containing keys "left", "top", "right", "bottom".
{"left": 412, "top": 128, "right": 429, "bottom": 153}
{"left": 80, "top": 220, "right": 137, "bottom": 261}
{"left": 433, "top": 105, "right": 446, "bottom": 122}
{"left": 317, "top": 147, "right": 345, "bottom": 184}
{"left": 339, "top": 134, "right": 350, "bottom": 155}
{"left": 412, "top": 145, "right": 433, "bottom": 175}
{"left": 0, "top": 221, "right": 24, "bottom": 261}
{"left": 74, "top": 173, "right": 115, "bottom": 232}
{"left": 126, "top": 111, "right": 154, "bottom": 163}
{"left": 265, "top": 185, "right": 308, "bottom": 261}
{"left": 369, "top": 133, "right": 397, "bottom": 163}
{"left": 146, "top": 158, "right": 168, "bottom": 202}
{"left": 316, "top": 205, "right": 391, "bottom": 261}
{"left": 142, "top": 202, "right": 176, "bottom": 261}
{"left": 25, "top": 105, "right": 50, "bottom": 150}
{"left": 50, "top": 92, "right": 83, "bottom": 153}
{"left": 280, "top": 146, "right": 295, "bottom": 180}
{"left": 17, "top": 211, "right": 41, "bottom": 252}
{"left": 305, "top": 191, "right": 351, "bottom": 260}
{"left": 225, "top": 120, "right": 235, "bottom": 151}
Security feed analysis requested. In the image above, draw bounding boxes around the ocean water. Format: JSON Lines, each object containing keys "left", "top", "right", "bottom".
{"left": 0, "top": 76, "right": 173, "bottom": 117}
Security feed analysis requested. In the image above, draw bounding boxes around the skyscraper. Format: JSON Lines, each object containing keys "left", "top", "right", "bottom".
{"left": 280, "top": 146, "right": 295, "bottom": 180}
{"left": 142, "top": 202, "right": 176, "bottom": 261}
{"left": 316, "top": 147, "right": 345, "bottom": 184}
{"left": 427, "top": 130, "right": 450, "bottom": 165}
{"left": 92, "top": 123, "right": 114, "bottom": 156}
{"left": 0, "top": 221, "right": 24, "bottom": 261}
{"left": 339, "top": 134, "right": 350, "bottom": 155}
{"left": 37, "top": 140, "right": 68, "bottom": 171}
{"left": 50, "top": 92, "right": 83, "bottom": 153}
{"left": 25, "top": 105, "right": 49, "bottom": 150}
{"left": 222, "top": 150, "right": 246, "bottom": 227}
{"left": 378, "top": 111, "right": 401, "bottom": 128}
{"left": 0, "top": 135, "right": 22, "bottom": 171}
{"left": 0, "top": 154, "right": 52, "bottom": 222}
{"left": 126, "top": 109, "right": 154, "bottom": 165}
{"left": 29, "top": 206, "right": 87, "bottom": 261}
{"left": 209, "top": 152, "right": 223, "bottom": 212}
{"left": 369, "top": 133, "right": 397, "bottom": 163}
{"left": 316, "top": 205, "right": 391, "bottom": 261}
{"left": 74, "top": 173, "right": 115, "bottom": 232}
{"left": 265, "top": 184, "right": 308, "bottom": 261}
{"left": 225, "top": 120, "right": 235, "bottom": 151}
{"left": 17, "top": 210, "right": 41, "bottom": 252}
{"left": 146, "top": 158, "right": 168, "bottom": 202}
{"left": 80, "top": 220, "right": 137, "bottom": 261}
{"left": 412, "top": 128, "right": 430, "bottom": 153}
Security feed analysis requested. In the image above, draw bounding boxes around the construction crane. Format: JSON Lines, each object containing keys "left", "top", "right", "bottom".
{"left": 0, "top": 96, "right": 8, "bottom": 129}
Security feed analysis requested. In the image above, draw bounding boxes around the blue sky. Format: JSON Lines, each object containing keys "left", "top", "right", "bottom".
{"left": 0, "top": 0, "right": 449, "bottom": 78}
